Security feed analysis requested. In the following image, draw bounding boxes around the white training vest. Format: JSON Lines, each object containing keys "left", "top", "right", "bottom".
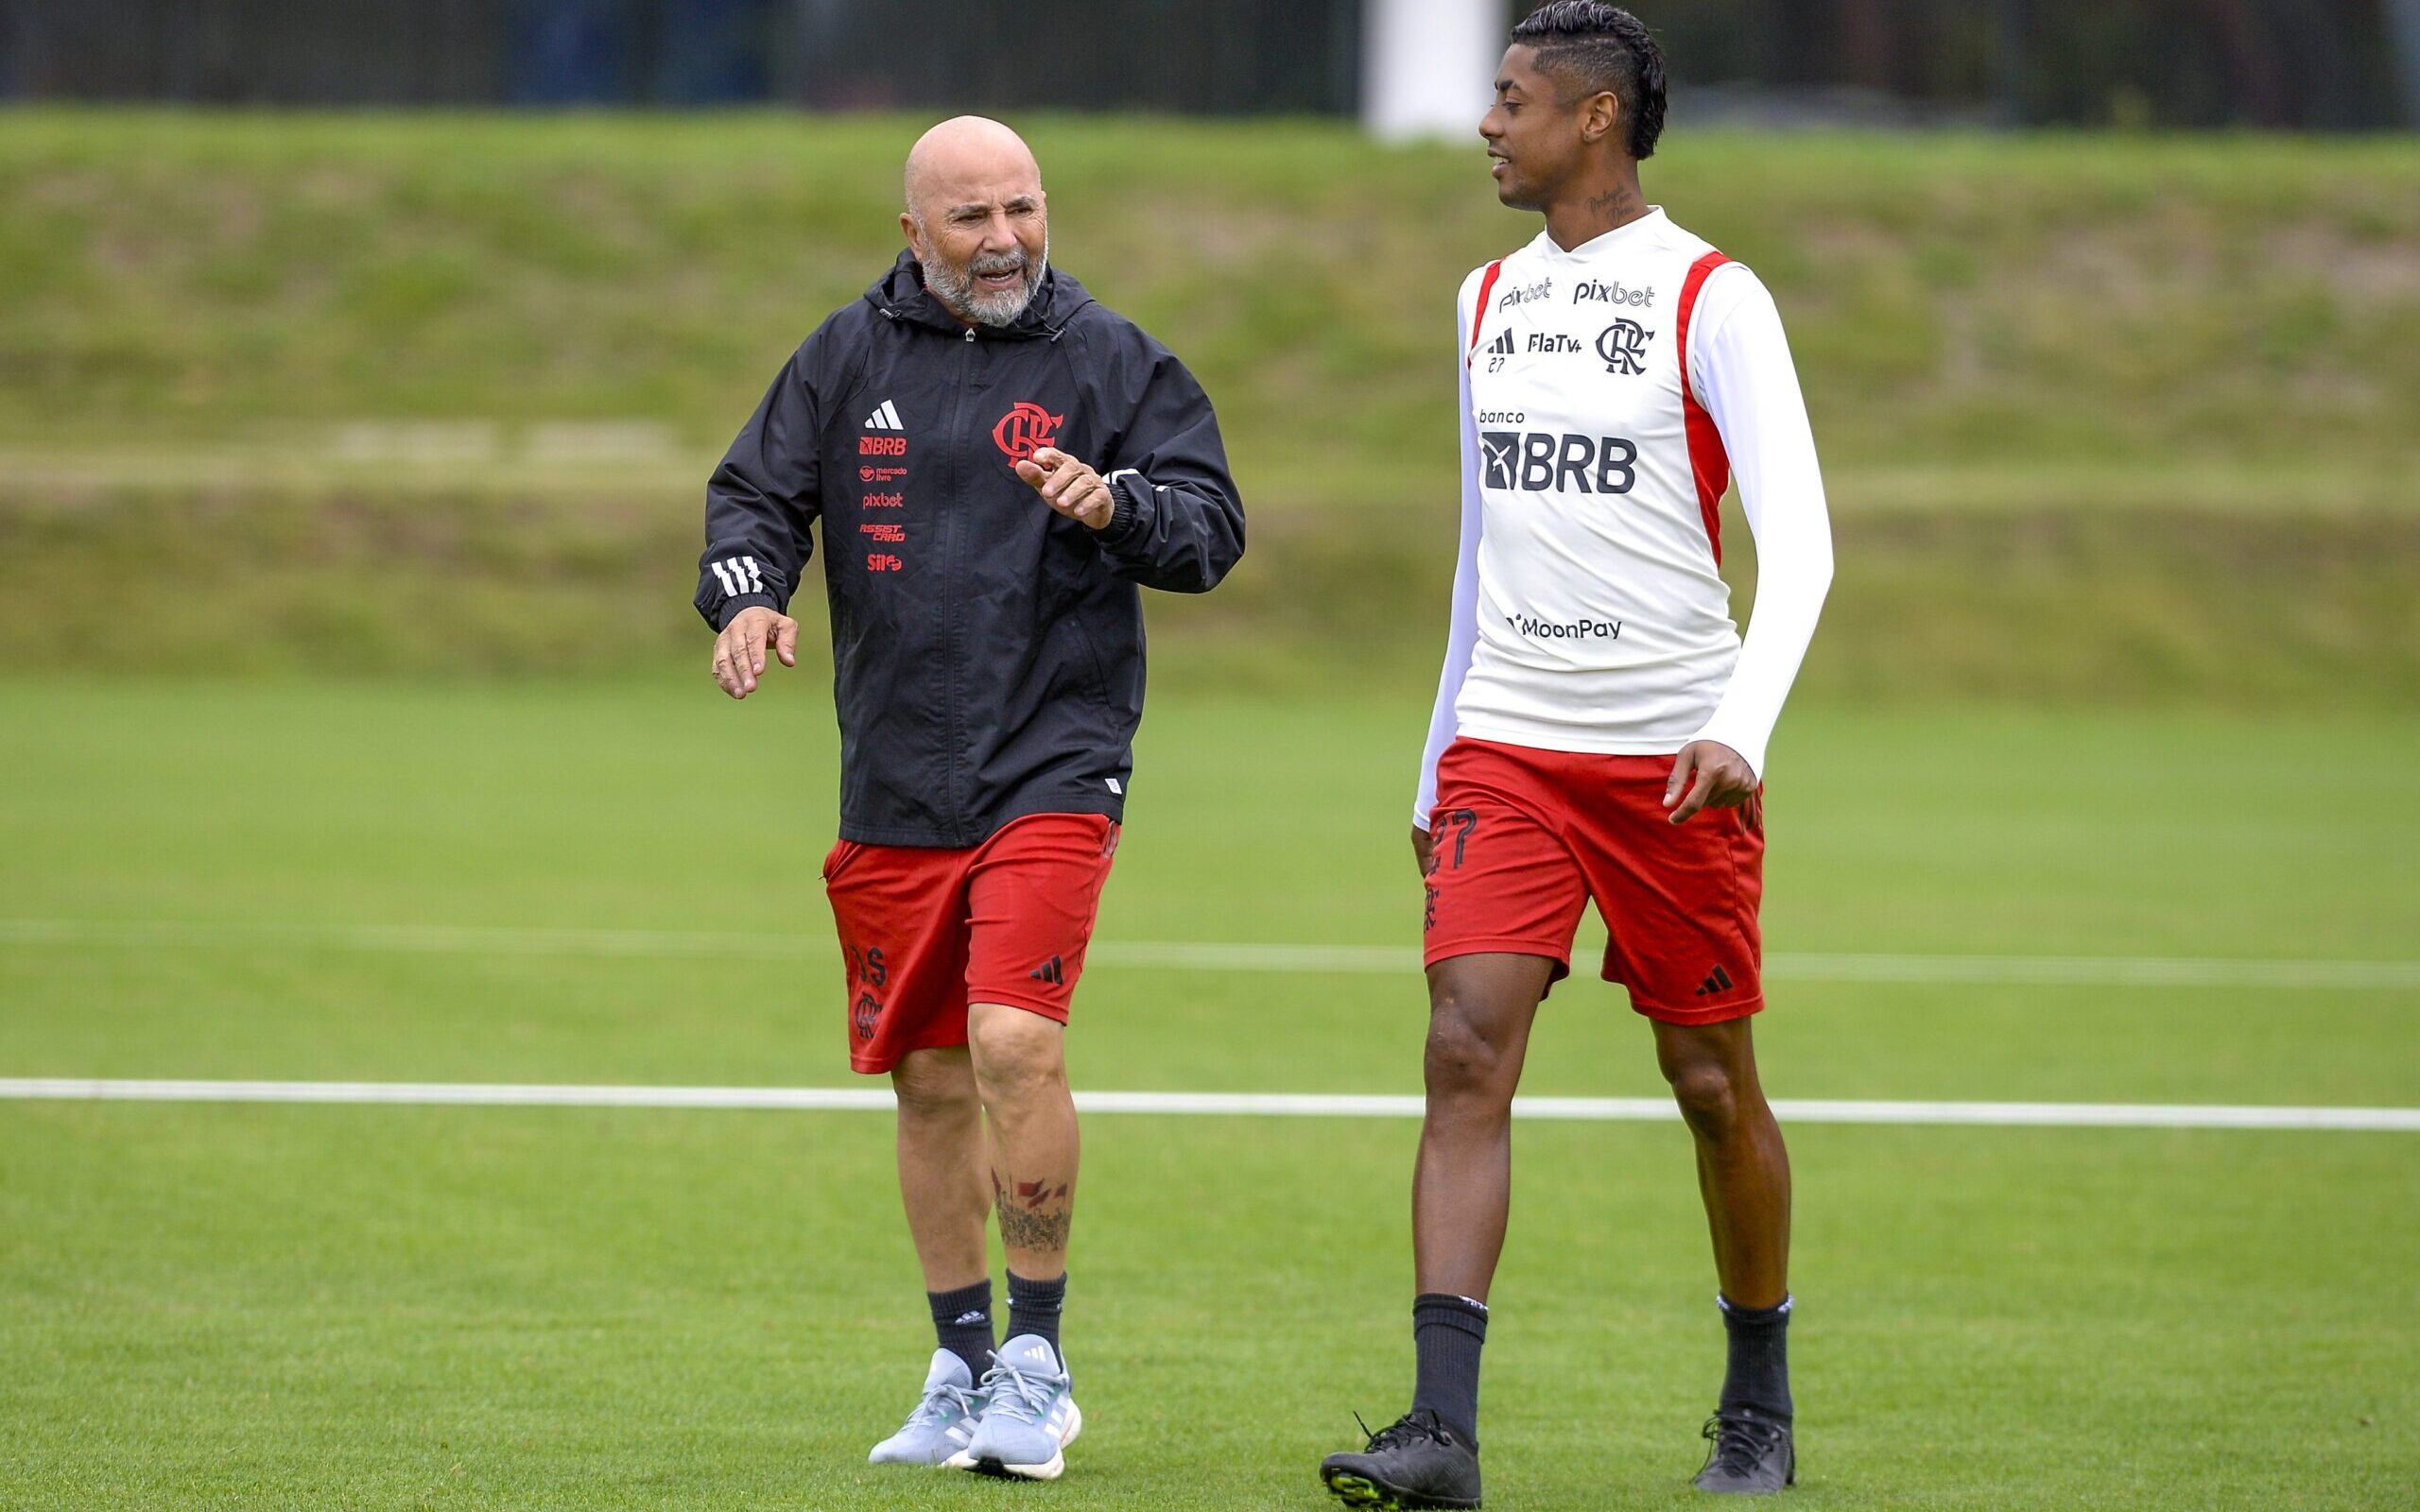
{"left": 1413, "top": 208, "right": 1835, "bottom": 827}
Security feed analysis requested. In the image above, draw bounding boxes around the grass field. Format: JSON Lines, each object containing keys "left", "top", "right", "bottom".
{"left": 8, "top": 115, "right": 2416, "bottom": 483}
{"left": 2, "top": 114, "right": 2416, "bottom": 698}
{"left": 4, "top": 679, "right": 2416, "bottom": 1509}
{"left": 3, "top": 103, "right": 2414, "bottom": 1512}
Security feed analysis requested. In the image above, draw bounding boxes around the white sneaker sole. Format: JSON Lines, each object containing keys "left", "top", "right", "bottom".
{"left": 971, "top": 1400, "right": 1082, "bottom": 1481}
{"left": 870, "top": 1432, "right": 977, "bottom": 1469}
{"left": 870, "top": 1420, "right": 979, "bottom": 1469}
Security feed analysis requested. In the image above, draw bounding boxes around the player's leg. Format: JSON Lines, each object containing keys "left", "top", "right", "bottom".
{"left": 967, "top": 1002, "right": 1078, "bottom": 1314}
{"left": 1582, "top": 758, "right": 1794, "bottom": 1492}
{"left": 1657, "top": 1018, "right": 1796, "bottom": 1492}
{"left": 957, "top": 815, "right": 1116, "bottom": 1480}
{"left": 1409, "top": 952, "right": 1553, "bottom": 1408}
{"left": 892, "top": 1046, "right": 990, "bottom": 1295}
{"left": 1323, "top": 740, "right": 1586, "bottom": 1510}
{"left": 1656, "top": 1018, "right": 1790, "bottom": 1309}
{"left": 869, "top": 1047, "right": 994, "bottom": 1467}
{"left": 1323, "top": 955, "right": 1552, "bottom": 1512}
{"left": 1415, "top": 951, "right": 1554, "bottom": 1306}
{"left": 962, "top": 1005, "right": 1083, "bottom": 1478}
{"left": 891, "top": 1044, "right": 996, "bottom": 1353}
{"left": 827, "top": 840, "right": 993, "bottom": 1468}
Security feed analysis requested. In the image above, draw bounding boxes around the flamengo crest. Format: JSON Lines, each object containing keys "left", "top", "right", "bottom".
{"left": 994, "top": 402, "right": 1064, "bottom": 462}
{"left": 1597, "top": 319, "right": 1653, "bottom": 375}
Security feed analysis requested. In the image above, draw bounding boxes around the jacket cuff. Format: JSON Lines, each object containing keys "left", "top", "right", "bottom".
{"left": 1098, "top": 470, "right": 1153, "bottom": 547}
{"left": 707, "top": 593, "right": 780, "bottom": 631}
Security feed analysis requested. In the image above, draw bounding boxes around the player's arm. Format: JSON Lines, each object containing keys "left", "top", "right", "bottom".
{"left": 1666, "top": 266, "right": 1835, "bottom": 822}
{"left": 1017, "top": 340, "right": 1244, "bottom": 593}
{"left": 1412, "top": 270, "right": 1493, "bottom": 872}
{"left": 700, "top": 342, "right": 824, "bottom": 699}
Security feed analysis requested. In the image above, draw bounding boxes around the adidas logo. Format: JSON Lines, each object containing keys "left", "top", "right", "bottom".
{"left": 952, "top": 1310, "right": 988, "bottom": 1326}
{"left": 706, "top": 555, "right": 765, "bottom": 598}
{"left": 863, "top": 399, "right": 904, "bottom": 431}
{"left": 1486, "top": 330, "right": 1515, "bottom": 355}
{"left": 1694, "top": 965, "right": 1736, "bottom": 998}
{"left": 1027, "top": 955, "right": 1065, "bottom": 986}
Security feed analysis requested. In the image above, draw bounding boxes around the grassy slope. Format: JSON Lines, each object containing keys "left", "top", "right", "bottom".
{"left": 1, "top": 682, "right": 2416, "bottom": 1509}
{"left": 5, "top": 114, "right": 2416, "bottom": 489}
{"left": 2, "top": 114, "right": 2416, "bottom": 694}
{"left": 6, "top": 483, "right": 2414, "bottom": 702}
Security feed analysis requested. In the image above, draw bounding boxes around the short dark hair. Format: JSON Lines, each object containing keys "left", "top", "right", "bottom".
{"left": 1509, "top": 2, "right": 1668, "bottom": 161}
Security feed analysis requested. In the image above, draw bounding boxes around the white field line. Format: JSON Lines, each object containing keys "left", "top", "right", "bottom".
{"left": 0, "top": 1078, "right": 2414, "bottom": 1131}
{"left": 2, "top": 919, "right": 2416, "bottom": 990}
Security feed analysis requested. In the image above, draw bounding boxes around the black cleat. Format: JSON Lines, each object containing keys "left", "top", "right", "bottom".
{"left": 1321, "top": 1408, "right": 1481, "bottom": 1509}
{"left": 1693, "top": 1405, "right": 1795, "bottom": 1493}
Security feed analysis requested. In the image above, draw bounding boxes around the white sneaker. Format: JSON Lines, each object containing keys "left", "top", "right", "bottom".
{"left": 963, "top": 1333, "right": 1082, "bottom": 1480}
{"left": 867, "top": 1349, "right": 983, "bottom": 1467}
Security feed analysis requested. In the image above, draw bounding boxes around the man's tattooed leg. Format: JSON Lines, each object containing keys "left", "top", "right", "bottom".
{"left": 966, "top": 1002, "right": 1080, "bottom": 1283}
{"left": 992, "top": 1169, "right": 1074, "bottom": 1254}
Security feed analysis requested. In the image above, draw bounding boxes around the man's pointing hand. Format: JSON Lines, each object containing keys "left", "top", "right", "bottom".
{"left": 1016, "top": 446, "right": 1117, "bottom": 530}
{"left": 711, "top": 605, "right": 798, "bottom": 699}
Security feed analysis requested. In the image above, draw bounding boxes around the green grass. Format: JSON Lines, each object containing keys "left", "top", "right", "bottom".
{"left": 3, "top": 679, "right": 2417, "bottom": 1507}
{"left": 9, "top": 1108, "right": 2411, "bottom": 1510}
{"left": 4, "top": 115, "right": 2416, "bottom": 696}
{"left": 7, "top": 486, "right": 2415, "bottom": 704}
{"left": 5, "top": 114, "right": 2416, "bottom": 493}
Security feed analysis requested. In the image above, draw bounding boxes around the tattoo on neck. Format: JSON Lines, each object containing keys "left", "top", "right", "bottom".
{"left": 1587, "top": 184, "right": 1642, "bottom": 227}
{"left": 992, "top": 1169, "right": 1074, "bottom": 1253}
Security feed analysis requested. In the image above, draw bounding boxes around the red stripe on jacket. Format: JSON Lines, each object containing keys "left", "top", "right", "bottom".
{"left": 1675, "top": 250, "right": 1734, "bottom": 566}
{"left": 1465, "top": 260, "right": 1504, "bottom": 364}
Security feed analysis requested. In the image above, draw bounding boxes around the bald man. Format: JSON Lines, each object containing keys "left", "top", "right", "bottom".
{"left": 695, "top": 117, "right": 1243, "bottom": 1480}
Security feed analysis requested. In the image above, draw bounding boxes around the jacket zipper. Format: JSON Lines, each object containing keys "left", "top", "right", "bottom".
{"left": 939, "top": 326, "right": 977, "bottom": 843}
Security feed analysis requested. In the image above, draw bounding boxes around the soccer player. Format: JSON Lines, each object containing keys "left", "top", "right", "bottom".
{"left": 1320, "top": 5, "right": 1832, "bottom": 1503}
{"left": 698, "top": 116, "right": 1243, "bottom": 1480}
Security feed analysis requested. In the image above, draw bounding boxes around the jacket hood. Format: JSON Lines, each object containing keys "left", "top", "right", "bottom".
{"left": 866, "top": 249, "right": 1096, "bottom": 338}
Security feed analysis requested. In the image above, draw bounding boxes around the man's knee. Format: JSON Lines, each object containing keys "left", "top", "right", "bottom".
{"left": 891, "top": 1051, "right": 978, "bottom": 1123}
{"left": 966, "top": 1005, "right": 1066, "bottom": 1100}
{"left": 1664, "top": 1055, "right": 1741, "bottom": 1135}
{"left": 1424, "top": 982, "right": 1520, "bottom": 1105}
{"left": 1658, "top": 1023, "right": 1767, "bottom": 1139}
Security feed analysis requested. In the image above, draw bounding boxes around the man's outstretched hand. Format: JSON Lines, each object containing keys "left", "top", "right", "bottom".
{"left": 1664, "top": 740, "right": 1756, "bottom": 824}
{"left": 711, "top": 606, "right": 798, "bottom": 699}
{"left": 1014, "top": 446, "right": 1117, "bottom": 530}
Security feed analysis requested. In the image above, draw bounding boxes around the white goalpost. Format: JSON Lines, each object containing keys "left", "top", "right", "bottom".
{"left": 1362, "top": 0, "right": 1503, "bottom": 141}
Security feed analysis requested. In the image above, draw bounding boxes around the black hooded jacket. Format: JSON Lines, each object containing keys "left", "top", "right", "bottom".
{"left": 697, "top": 251, "right": 1245, "bottom": 847}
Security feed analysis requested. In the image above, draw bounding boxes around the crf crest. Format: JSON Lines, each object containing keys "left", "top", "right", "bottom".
{"left": 993, "top": 402, "right": 1064, "bottom": 462}
{"left": 1596, "top": 318, "right": 1653, "bottom": 375}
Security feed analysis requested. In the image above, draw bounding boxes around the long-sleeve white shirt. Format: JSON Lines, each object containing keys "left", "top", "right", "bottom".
{"left": 1415, "top": 209, "right": 1834, "bottom": 828}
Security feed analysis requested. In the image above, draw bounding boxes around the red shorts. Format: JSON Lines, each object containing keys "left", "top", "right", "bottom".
{"left": 822, "top": 813, "right": 1119, "bottom": 1074}
{"left": 1424, "top": 737, "right": 1765, "bottom": 1024}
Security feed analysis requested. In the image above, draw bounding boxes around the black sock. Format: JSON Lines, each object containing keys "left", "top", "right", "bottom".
{"left": 1410, "top": 1293, "right": 1489, "bottom": 1444}
{"left": 1006, "top": 1270, "right": 1066, "bottom": 1358}
{"left": 926, "top": 1279, "right": 994, "bottom": 1383}
{"left": 1718, "top": 1294, "right": 1793, "bottom": 1421}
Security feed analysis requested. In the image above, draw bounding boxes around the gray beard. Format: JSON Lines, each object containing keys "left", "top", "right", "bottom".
{"left": 920, "top": 232, "right": 1049, "bottom": 328}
